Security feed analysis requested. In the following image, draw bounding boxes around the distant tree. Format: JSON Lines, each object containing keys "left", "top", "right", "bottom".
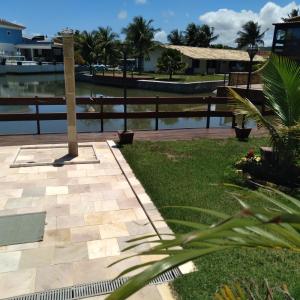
{"left": 282, "top": 8, "right": 300, "bottom": 21}
{"left": 122, "top": 16, "right": 160, "bottom": 73}
{"left": 77, "top": 31, "right": 99, "bottom": 72}
{"left": 235, "top": 21, "right": 267, "bottom": 48}
{"left": 167, "top": 29, "right": 185, "bottom": 45}
{"left": 157, "top": 48, "right": 185, "bottom": 80}
{"left": 96, "top": 26, "right": 119, "bottom": 66}
{"left": 185, "top": 23, "right": 218, "bottom": 47}
{"left": 210, "top": 44, "right": 234, "bottom": 49}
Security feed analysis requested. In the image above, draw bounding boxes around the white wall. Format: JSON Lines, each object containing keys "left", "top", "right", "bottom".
{"left": 144, "top": 48, "right": 164, "bottom": 72}
{"left": 0, "top": 64, "right": 64, "bottom": 74}
{"left": 0, "top": 43, "right": 17, "bottom": 55}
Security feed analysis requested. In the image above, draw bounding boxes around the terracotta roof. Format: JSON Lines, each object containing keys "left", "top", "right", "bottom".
{"left": 163, "top": 45, "right": 265, "bottom": 62}
{"left": 0, "top": 19, "right": 25, "bottom": 29}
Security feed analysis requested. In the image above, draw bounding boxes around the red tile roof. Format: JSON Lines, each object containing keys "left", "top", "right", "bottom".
{"left": 0, "top": 19, "right": 25, "bottom": 29}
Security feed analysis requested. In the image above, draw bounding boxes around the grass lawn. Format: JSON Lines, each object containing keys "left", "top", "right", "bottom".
{"left": 121, "top": 138, "right": 300, "bottom": 300}
{"left": 95, "top": 71, "right": 224, "bottom": 82}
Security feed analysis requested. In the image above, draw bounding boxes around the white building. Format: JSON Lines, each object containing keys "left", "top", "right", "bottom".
{"left": 144, "top": 45, "right": 265, "bottom": 74}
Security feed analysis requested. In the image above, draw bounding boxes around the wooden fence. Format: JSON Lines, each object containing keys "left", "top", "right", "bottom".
{"left": 0, "top": 96, "right": 267, "bottom": 134}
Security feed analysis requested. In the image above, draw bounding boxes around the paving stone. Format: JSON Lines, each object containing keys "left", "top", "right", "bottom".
{"left": 0, "top": 251, "right": 21, "bottom": 273}
{"left": 46, "top": 186, "right": 69, "bottom": 196}
{"left": 99, "top": 223, "right": 129, "bottom": 239}
{"left": 19, "top": 247, "right": 55, "bottom": 269}
{"left": 35, "top": 263, "right": 73, "bottom": 292}
{"left": 57, "top": 215, "right": 84, "bottom": 229}
{"left": 0, "top": 269, "right": 36, "bottom": 298}
{"left": 53, "top": 242, "right": 88, "bottom": 264}
{"left": 22, "top": 187, "right": 46, "bottom": 198}
{"left": 71, "top": 226, "right": 100, "bottom": 243}
{"left": 87, "top": 239, "right": 120, "bottom": 259}
{"left": 43, "top": 229, "right": 71, "bottom": 245}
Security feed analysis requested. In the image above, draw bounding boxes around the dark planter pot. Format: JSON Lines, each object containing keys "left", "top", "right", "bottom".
{"left": 260, "top": 147, "right": 275, "bottom": 164}
{"left": 118, "top": 130, "right": 134, "bottom": 145}
{"left": 234, "top": 127, "right": 252, "bottom": 140}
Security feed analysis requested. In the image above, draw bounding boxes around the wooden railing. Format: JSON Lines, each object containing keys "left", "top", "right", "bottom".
{"left": 0, "top": 96, "right": 267, "bottom": 134}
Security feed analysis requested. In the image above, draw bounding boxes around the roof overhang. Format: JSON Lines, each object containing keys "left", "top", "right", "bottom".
{"left": 161, "top": 45, "right": 265, "bottom": 62}
{"left": 16, "top": 44, "right": 52, "bottom": 50}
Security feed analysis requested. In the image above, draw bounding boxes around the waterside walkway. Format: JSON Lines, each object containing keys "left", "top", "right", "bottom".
{"left": 0, "top": 128, "right": 267, "bottom": 147}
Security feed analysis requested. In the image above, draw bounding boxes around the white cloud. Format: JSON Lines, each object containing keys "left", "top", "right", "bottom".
{"left": 118, "top": 10, "right": 128, "bottom": 20}
{"left": 135, "top": 0, "right": 147, "bottom": 4}
{"left": 162, "top": 10, "right": 175, "bottom": 18}
{"left": 154, "top": 30, "right": 168, "bottom": 43}
{"left": 199, "top": 1, "right": 300, "bottom": 46}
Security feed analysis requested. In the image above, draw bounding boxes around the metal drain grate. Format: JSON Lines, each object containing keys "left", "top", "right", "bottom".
{"left": 5, "top": 268, "right": 181, "bottom": 300}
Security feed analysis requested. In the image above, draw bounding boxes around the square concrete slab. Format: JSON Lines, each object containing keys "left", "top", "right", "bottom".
{"left": 0, "top": 212, "right": 46, "bottom": 246}
{"left": 11, "top": 145, "right": 100, "bottom": 168}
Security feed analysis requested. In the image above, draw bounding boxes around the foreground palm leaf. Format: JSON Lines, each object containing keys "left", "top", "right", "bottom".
{"left": 106, "top": 187, "right": 300, "bottom": 300}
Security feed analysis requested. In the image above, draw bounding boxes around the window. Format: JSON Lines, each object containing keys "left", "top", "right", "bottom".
{"left": 192, "top": 59, "right": 200, "bottom": 68}
{"left": 276, "top": 29, "right": 286, "bottom": 41}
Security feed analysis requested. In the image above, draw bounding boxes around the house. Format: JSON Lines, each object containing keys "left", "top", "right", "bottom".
{"left": 0, "top": 19, "right": 63, "bottom": 63}
{"left": 272, "top": 16, "right": 300, "bottom": 61}
{"left": 144, "top": 45, "right": 265, "bottom": 74}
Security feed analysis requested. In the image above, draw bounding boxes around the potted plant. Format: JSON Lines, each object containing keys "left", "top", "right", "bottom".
{"left": 234, "top": 115, "right": 252, "bottom": 140}
{"left": 118, "top": 130, "right": 134, "bottom": 145}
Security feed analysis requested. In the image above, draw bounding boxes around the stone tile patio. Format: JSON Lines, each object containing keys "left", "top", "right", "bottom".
{"left": 0, "top": 141, "right": 190, "bottom": 299}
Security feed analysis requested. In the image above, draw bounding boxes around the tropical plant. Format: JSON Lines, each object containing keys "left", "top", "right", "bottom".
{"left": 283, "top": 8, "right": 300, "bottom": 21}
{"left": 167, "top": 29, "right": 185, "bottom": 45}
{"left": 76, "top": 30, "right": 99, "bottom": 72}
{"left": 235, "top": 21, "right": 267, "bottom": 48}
{"left": 106, "top": 185, "right": 300, "bottom": 300}
{"left": 229, "top": 54, "right": 300, "bottom": 169}
{"left": 185, "top": 23, "right": 219, "bottom": 47}
{"left": 122, "top": 16, "right": 160, "bottom": 73}
{"left": 157, "top": 49, "right": 185, "bottom": 80}
{"left": 96, "top": 26, "right": 119, "bottom": 66}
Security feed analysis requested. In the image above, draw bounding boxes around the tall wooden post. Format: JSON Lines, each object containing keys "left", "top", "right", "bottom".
{"left": 62, "top": 29, "right": 78, "bottom": 157}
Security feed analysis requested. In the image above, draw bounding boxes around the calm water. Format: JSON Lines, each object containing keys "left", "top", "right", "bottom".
{"left": 0, "top": 74, "right": 236, "bottom": 134}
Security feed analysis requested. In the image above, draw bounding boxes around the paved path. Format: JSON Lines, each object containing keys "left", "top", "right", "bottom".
{"left": 0, "top": 141, "right": 177, "bottom": 299}
{"left": 0, "top": 128, "right": 267, "bottom": 147}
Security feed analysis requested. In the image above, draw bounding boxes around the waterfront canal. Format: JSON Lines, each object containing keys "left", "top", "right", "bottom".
{"left": 0, "top": 74, "right": 236, "bottom": 134}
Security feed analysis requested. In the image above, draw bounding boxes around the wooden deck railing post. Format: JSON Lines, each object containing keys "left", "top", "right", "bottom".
{"left": 35, "top": 96, "right": 41, "bottom": 135}
{"left": 155, "top": 96, "right": 159, "bottom": 131}
{"left": 206, "top": 98, "right": 211, "bottom": 129}
{"left": 232, "top": 114, "right": 236, "bottom": 128}
{"left": 100, "top": 96, "right": 104, "bottom": 132}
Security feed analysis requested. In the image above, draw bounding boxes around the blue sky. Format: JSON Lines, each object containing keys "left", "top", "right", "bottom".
{"left": 2, "top": 0, "right": 300, "bottom": 45}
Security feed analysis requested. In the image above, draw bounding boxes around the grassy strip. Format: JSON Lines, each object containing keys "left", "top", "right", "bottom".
{"left": 95, "top": 71, "right": 224, "bottom": 82}
{"left": 121, "top": 138, "right": 300, "bottom": 300}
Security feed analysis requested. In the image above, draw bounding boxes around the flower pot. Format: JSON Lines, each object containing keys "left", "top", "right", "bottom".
{"left": 118, "top": 130, "right": 134, "bottom": 145}
{"left": 234, "top": 127, "right": 252, "bottom": 140}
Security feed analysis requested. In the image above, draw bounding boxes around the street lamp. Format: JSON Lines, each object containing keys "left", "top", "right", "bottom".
{"left": 246, "top": 44, "right": 259, "bottom": 91}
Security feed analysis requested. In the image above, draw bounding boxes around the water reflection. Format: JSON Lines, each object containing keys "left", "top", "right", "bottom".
{"left": 0, "top": 74, "right": 242, "bottom": 134}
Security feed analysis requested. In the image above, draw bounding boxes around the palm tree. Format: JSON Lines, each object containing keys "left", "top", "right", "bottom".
{"left": 96, "top": 26, "right": 119, "bottom": 66}
{"left": 230, "top": 55, "right": 300, "bottom": 168}
{"left": 167, "top": 29, "right": 185, "bottom": 45}
{"left": 289, "top": 8, "right": 299, "bottom": 18}
{"left": 185, "top": 23, "right": 219, "bottom": 47}
{"left": 106, "top": 185, "right": 300, "bottom": 300}
{"left": 77, "top": 30, "right": 99, "bottom": 72}
{"left": 283, "top": 8, "right": 300, "bottom": 21}
{"left": 199, "top": 24, "right": 219, "bottom": 47}
{"left": 185, "top": 23, "right": 200, "bottom": 47}
{"left": 235, "top": 21, "right": 267, "bottom": 48}
{"left": 122, "top": 16, "right": 160, "bottom": 73}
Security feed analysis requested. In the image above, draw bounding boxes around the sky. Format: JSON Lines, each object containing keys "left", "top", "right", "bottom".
{"left": 2, "top": 0, "right": 300, "bottom": 46}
